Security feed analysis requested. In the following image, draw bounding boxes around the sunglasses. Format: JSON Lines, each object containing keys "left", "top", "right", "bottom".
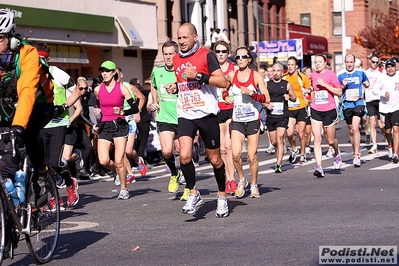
{"left": 79, "top": 87, "right": 88, "bottom": 90}
{"left": 370, "top": 60, "right": 379, "bottom": 64}
{"left": 101, "top": 69, "right": 113, "bottom": 73}
{"left": 235, "top": 54, "right": 250, "bottom": 60}
{"left": 0, "top": 34, "right": 7, "bottom": 41}
{"left": 215, "top": 50, "right": 228, "bottom": 54}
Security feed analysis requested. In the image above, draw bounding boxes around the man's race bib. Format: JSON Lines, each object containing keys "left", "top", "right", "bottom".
{"left": 271, "top": 102, "right": 284, "bottom": 115}
{"left": 179, "top": 82, "right": 205, "bottom": 110}
{"left": 314, "top": 90, "right": 329, "bottom": 105}
{"left": 288, "top": 97, "right": 300, "bottom": 108}
{"left": 345, "top": 89, "right": 360, "bottom": 101}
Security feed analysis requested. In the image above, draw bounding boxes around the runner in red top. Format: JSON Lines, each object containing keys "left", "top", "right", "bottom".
{"left": 213, "top": 40, "right": 238, "bottom": 194}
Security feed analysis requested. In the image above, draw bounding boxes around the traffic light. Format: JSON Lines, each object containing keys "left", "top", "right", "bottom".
{"left": 354, "top": 34, "right": 361, "bottom": 45}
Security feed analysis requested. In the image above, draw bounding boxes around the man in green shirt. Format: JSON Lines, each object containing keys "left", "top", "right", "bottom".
{"left": 149, "top": 40, "right": 187, "bottom": 199}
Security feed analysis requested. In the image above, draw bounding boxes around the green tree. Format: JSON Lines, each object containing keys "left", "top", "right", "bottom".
{"left": 355, "top": 9, "right": 399, "bottom": 55}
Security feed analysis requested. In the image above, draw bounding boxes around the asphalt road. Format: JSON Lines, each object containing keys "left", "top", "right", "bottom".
{"left": 4, "top": 120, "right": 399, "bottom": 266}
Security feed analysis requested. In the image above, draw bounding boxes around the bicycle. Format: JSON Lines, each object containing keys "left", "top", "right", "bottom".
{"left": 0, "top": 129, "right": 61, "bottom": 264}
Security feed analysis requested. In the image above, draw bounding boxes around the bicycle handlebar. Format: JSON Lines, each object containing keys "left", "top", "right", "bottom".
{"left": 0, "top": 130, "right": 17, "bottom": 157}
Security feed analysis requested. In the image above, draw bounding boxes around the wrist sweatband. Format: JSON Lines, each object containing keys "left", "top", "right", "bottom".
{"left": 251, "top": 93, "right": 266, "bottom": 103}
{"left": 199, "top": 73, "right": 210, "bottom": 84}
{"left": 222, "top": 90, "right": 229, "bottom": 100}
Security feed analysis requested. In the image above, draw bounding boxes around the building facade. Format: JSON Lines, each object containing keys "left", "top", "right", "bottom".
{"left": 1, "top": 0, "right": 158, "bottom": 82}
{"left": 286, "top": 0, "right": 399, "bottom": 72}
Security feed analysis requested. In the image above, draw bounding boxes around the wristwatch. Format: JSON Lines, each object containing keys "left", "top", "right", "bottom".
{"left": 195, "top": 73, "right": 202, "bottom": 82}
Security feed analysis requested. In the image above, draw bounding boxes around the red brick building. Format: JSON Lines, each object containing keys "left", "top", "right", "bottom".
{"left": 286, "top": 0, "right": 399, "bottom": 71}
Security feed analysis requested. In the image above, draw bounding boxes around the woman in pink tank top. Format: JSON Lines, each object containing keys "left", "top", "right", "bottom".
{"left": 94, "top": 60, "right": 139, "bottom": 200}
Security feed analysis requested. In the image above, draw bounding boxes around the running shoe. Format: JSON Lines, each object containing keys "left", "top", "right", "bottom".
{"left": 55, "top": 173, "right": 66, "bottom": 189}
{"left": 126, "top": 174, "right": 136, "bottom": 183}
{"left": 138, "top": 157, "right": 147, "bottom": 176}
{"left": 392, "top": 154, "right": 399, "bottom": 164}
{"left": 235, "top": 178, "right": 248, "bottom": 198}
{"left": 48, "top": 196, "right": 65, "bottom": 212}
{"left": 368, "top": 145, "right": 377, "bottom": 154}
{"left": 182, "top": 191, "right": 203, "bottom": 214}
{"left": 250, "top": 185, "right": 260, "bottom": 198}
{"left": 230, "top": 180, "right": 237, "bottom": 193}
{"left": 165, "top": 166, "right": 171, "bottom": 173}
{"left": 225, "top": 180, "right": 232, "bottom": 194}
{"left": 265, "top": 145, "right": 275, "bottom": 154}
{"left": 215, "top": 195, "right": 229, "bottom": 218}
{"left": 313, "top": 166, "right": 325, "bottom": 178}
{"left": 66, "top": 177, "right": 79, "bottom": 206}
{"left": 114, "top": 174, "right": 121, "bottom": 186}
{"left": 299, "top": 155, "right": 307, "bottom": 164}
{"left": 274, "top": 164, "right": 282, "bottom": 173}
{"left": 180, "top": 188, "right": 190, "bottom": 201}
{"left": 288, "top": 149, "right": 299, "bottom": 163}
{"left": 178, "top": 172, "right": 186, "bottom": 185}
{"left": 117, "top": 189, "right": 130, "bottom": 200}
{"left": 388, "top": 147, "right": 393, "bottom": 159}
{"left": 326, "top": 146, "right": 334, "bottom": 157}
{"left": 353, "top": 155, "right": 361, "bottom": 167}
{"left": 74, "top": 149, "right": 83, "bottom": 171}
{"left": 305, "top": 146, "right": 311, "bottom": 154}
{"left": 168, "top": 171, "right": 180, "bottom": 193}
{"left": 334, "top": 155, "right": 342, "bottom": 169}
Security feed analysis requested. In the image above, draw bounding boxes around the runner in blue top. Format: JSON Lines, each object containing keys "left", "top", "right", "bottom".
{"left": 337, "top": 54, "right": 370, "bottom": 167}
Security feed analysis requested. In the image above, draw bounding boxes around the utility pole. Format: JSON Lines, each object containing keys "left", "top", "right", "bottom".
{"left": 341, "top": 0, "right": 346, "bottom": 59}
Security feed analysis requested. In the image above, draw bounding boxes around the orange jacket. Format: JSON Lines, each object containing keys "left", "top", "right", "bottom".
{"left": 12, "top": 44, "right": 54, "bottom": 128}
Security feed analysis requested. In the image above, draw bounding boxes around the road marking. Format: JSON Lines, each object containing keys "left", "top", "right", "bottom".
{"left": 60, "top": 221, "right": 98, "bottom": 232}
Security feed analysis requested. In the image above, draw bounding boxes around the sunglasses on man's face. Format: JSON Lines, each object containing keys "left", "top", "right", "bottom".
{"left": 215, "top": 49, "right": 228, "bottom": 54}
{"left": 235, "top": 54, "right": 251, "bottom": 60}
{"left": 0, "top": 34, "right": 7, "bottom": 41}
{"left": 370, "top": 60, "right": 379, "bottom": 64}
{"left": 79, "top": 87, "right": 88, "bottom": 91}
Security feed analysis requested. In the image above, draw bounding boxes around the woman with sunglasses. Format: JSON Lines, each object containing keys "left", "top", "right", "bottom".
{"left": 223, "top": 47, "right": 270, "bottom": 198}
{"left": 213, "top": 41, "right": 239, "bottom": 194}
{"left": 62, "top": 77, "right": 95, "bottom": 181}
{"left": 94, "top": 60, "right": 139, "bottom": 200}
{"left": 309, "top": 54, "right": 342, "bottom": 178}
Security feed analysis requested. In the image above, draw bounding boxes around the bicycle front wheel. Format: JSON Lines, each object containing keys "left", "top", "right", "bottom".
{"left": 0, "top": 193, "right": 5, "bottom": 265}
{"left": 25, "top": 171, "right": 60, "bottom": 263}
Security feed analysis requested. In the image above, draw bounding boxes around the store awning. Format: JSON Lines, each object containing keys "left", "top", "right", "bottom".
{"left": 116, "top": 16, "right": 144, "bottom": 47}
{"left": 289, "top": 33, "right": 328, "bottom": 55}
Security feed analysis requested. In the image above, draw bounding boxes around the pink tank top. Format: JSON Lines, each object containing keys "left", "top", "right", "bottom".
{"left": 98, "top": 82, "right": 124, "bottom": 122}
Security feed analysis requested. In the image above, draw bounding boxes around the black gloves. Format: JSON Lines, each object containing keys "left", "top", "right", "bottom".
{"left": 53, "top": 104, "right": 67, "bottom": 118}
{"left": 2, "top": 125, "right": 24, "bottom": 147}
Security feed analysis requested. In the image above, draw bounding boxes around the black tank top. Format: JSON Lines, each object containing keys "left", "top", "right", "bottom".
{"left": 266, "top": 79, "right": 289, "bottom": 118}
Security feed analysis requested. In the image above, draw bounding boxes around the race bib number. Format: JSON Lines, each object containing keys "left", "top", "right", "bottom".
{"left": 160, "top": 84, "right": 167, "bottom": 95}
{"left": 125, "top": 115, "right": 134, "bottom": 122}
{"left": 234, "top": 104, "right": 256, "bottom": 119}
{"left": 288, "top": 97, "right": 300, "bottom": 108}
{"left": 179, "top": 82, "right": 205, "bottom": 110}
{"left": 271, "top": 102, "right": 284, "bottom": 115}
{"left": 314, "top": 90, "right": 329, "bottom": 105}
{"left": 345, "top": 89, "right": 360, "bottom": 101}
